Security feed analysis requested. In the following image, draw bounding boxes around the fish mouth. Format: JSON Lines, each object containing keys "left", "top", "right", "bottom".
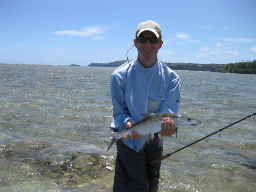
{"left": 192, "top": 122, "right": 201, "bottom": 126}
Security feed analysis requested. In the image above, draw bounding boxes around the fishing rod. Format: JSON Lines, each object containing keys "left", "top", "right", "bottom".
{"left": 150, "top": 112, "right": 256, "bottom": 166}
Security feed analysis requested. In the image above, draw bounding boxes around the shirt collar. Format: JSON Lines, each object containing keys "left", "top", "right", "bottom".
{"left": 135, "top": 59, "right": 159, "bottom": 73}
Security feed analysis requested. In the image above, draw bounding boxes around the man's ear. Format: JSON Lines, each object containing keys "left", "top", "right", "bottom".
{"left": 159, "top": 40, "right": 163, "bottom": 49}
{"left": 133, "top": 39, "right": 137, "bottom": 47}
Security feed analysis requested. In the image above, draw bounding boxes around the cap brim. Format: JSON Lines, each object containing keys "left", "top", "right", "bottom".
{"left": 137, "top": 28, "right": 160, "bottom": 38}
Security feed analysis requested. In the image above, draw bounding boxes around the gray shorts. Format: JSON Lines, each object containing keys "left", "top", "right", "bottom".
{"left": 113, "top": 133, "right": 163, "bottom": 192}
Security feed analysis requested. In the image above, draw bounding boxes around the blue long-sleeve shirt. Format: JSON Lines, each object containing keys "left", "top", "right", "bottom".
{"left": 110, "top": 59, "right": 180, "bottom": 152}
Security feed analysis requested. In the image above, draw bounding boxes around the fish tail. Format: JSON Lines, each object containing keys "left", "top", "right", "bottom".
{"left": 107, "top": 137, "right": 118, "bottom": 151}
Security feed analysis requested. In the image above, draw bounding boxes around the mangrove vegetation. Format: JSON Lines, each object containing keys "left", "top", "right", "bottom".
{"left": 88, "top": 60, "right": 256, "bottom": 74}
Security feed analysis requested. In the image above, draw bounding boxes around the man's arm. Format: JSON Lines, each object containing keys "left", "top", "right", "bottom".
{"left": 111, "top": 74, "right": 134, "bottom": 131}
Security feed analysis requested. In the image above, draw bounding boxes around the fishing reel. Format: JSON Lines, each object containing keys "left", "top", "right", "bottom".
{"left": 147, "top": 164, "right": 159, "bottom": 180}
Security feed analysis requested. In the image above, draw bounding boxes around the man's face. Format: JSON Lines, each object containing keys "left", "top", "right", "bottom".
{"left": 134, "top": 31, "right": 163, "bottom": 63}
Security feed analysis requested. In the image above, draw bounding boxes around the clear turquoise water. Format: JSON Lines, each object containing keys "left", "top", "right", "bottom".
{"left": 0, "top": 64, "right": 255, "bottom": 191}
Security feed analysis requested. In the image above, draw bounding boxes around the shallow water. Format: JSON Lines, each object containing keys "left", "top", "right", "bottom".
{"left": 0, "top": 64, "right": 255, "bottom": 191}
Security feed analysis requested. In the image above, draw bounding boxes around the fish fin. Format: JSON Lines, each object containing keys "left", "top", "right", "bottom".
{"left": 150, "top": 133, "right": 154, "bottom": 140}
{"left": 147, "top": 134, "right": 151, "bottom": 143}
{"left": 141, "top": 113, "right": 153, "bottom": 118}
{"left": 107, "top": 137, "right": 118, "bottom": 151}
{"left": 146, "top": 133, "right": 155, "bottom": 143}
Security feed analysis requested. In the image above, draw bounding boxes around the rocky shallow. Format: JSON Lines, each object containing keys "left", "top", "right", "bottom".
{"left": 0, "top": 140, "right": 115, "bottom": 191}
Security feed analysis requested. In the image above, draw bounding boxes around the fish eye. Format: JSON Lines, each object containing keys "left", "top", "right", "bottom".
{"left": 187, "top": 118, "right": 191, "bottom": 122}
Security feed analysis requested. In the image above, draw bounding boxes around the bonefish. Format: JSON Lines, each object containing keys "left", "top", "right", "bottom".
{"left": 107, "top": 113, "right": 201, "bottom": 151}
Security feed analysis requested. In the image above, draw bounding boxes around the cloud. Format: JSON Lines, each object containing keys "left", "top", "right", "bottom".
{"left": 162, "top": 38, "right": 175, "bottom": 46}
{"left": 176, "top": 33, "right": 190, "bottom": 40}
{"left": 42, "top": 58, "right": 55, "bottom": 62}
{"left": 18, "top": 57, "right": 29, "bottom": 60}
{"left": 250, "top": 47, "right": 256, "bottom": 52}
{"left": 195, "top": 49, "right": 239, "bottom": 61}
{"left": 54, "top": 26, "right": 106, "bottom": 38}
{"left": 203, "top": 26, "right": 228, "bottom": 30}
{"left": 221, "top": 26, "right": 229, "bottom": 30}
{"left": 216, "top": 42, "right": 222, "bottom": 47}
{"left": 222, "top": 50, "right": 238, "bottom": 55}
{"left": 203, "top": 26, "right": 214, "bottom": 29}
{"left": 159, "top": 49, "right": 174, "bottom": 59}
{"left": 188, "top": 40, "right": 201, "bottom": 44}
{"left": 213, "top": 50, "right": 238, "bottom": 55}
{"left": 175, "top": 33, "right": 201, "bottom": 44}
{"left": 200, "top": 47, "right": 210, "bottom": 52}
{"left": 218, "top": 38, "right": 254, "bottom": 43}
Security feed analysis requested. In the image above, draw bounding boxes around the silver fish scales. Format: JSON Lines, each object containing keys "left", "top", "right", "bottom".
{"left": 107, "top": 113, "right": 201, "bottom": 151}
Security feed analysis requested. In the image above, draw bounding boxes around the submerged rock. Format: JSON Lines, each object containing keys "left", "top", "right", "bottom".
{"left": 37, "top": 152, "right": 115, "bottom": 187}
{"left": 1, "top": 140, "right": 115, "bottom": 190}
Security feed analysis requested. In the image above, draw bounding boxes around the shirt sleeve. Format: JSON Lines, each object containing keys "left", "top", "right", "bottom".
{"left": 110, "top": 74, "right": 134, "bottom": 131}
{"left": 159, "top": 74, "right": 180, "bottom": 114}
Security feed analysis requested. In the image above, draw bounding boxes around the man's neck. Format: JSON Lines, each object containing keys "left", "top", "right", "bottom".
{"left": 137, "top": 56, "right": 157, "bottom": 68}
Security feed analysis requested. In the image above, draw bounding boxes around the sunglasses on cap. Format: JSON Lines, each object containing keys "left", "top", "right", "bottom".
{"left": 136, "top": 36, "right": 160, "bottom": 44}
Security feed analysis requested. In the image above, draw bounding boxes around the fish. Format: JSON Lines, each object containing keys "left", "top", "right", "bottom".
{"left": 107, "top": 113, "right": 201, "bottom": 151}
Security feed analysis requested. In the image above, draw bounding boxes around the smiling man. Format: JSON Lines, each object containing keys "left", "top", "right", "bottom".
{"left": 135, "top": 21, "right": 163, "bottom": 68}
{"left": 110, "top": 20, "right": 180, "bottom": 192}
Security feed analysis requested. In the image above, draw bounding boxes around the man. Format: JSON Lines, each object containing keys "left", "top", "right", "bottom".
{"left": 110, "top": 20, "right": 180, "bottom": 192}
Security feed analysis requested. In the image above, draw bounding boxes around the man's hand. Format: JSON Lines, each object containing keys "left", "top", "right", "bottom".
{"left": 123, "top": 120, "right": 142, "bottom": 141}
{"left": 159, "top": 117, "right": 176, "bottom": 136}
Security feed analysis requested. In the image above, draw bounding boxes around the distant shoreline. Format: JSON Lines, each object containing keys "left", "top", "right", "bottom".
{"left": 88, "top": 60, "right": 256, "bottom": 74}
{"left": 1, "top": 60, "right": 255, "bottom": 74}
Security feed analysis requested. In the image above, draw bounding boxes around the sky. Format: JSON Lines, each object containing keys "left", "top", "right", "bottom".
{"left": 1, "top": 0, "right": 256, "bottom": 66}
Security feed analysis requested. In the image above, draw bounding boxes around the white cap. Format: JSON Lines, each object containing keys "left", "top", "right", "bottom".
{"left": 136, "top": 20, "right": 162, "bottom": 39}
